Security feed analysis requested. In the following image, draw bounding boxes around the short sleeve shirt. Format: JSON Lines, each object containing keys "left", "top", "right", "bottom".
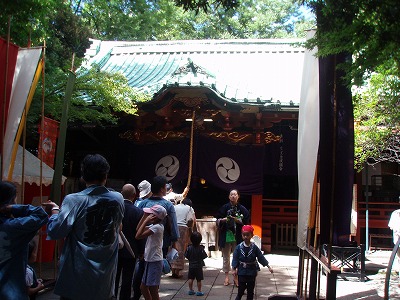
{"left": 144, "top": 223, "right": 164, "bottom": 262}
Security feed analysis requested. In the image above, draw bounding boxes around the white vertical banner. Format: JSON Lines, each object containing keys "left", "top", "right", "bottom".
{"left": 2, "top": 48, "right": 42, "bottom": 178}
{"left": 297, "top": 30, "right": 320, "bottom": 250}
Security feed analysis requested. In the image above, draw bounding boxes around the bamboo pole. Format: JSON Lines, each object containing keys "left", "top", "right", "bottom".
{"left": 50, "top": 54, "right": 76, "bottom": 204}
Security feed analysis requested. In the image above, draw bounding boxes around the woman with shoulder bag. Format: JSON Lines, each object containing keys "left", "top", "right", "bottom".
{"left": 215, "top": 189, "right": 250, "bottom": 287}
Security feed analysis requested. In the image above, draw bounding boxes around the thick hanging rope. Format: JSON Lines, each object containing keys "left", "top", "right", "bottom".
{"left": 186, "top": 110, "right": 195, "bottom": 188}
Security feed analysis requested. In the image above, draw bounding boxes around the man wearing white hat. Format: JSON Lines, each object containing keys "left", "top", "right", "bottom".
{"left": 135, "top": 180, "right": 152, "bottom": 207}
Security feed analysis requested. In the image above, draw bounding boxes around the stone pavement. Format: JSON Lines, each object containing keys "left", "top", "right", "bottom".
{"left": 36, "top": 250, "right": 400, "bottom": 299}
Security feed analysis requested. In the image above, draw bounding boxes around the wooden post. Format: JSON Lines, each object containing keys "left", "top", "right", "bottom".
{"left": 309, "top": 256, "right": 318, "bottom": 300}
{"left": 251, "top": 194, "right": 263, "bottom": 240}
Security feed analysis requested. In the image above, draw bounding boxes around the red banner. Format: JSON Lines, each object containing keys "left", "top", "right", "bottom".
{"left": 38, "top": 117, "right": 59, "bottom": 168}
{"left": 0, "top": 37, "right": 19, "bottom": 151}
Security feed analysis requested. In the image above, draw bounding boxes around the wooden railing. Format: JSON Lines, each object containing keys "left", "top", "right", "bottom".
{"left": 262, "top": 199, "right": 298, "bottom": 251}
{"left": 356, "top": 200, "right": 399, "bottom": 248}
{"left": 357, "top": 201, "right": 400, "bottom": 228}
{"left": 275, "top": 223, "right": 298, "bottom": 249}
{"left": 259, "top": 198, "right": 400, "bottom": 251}
{"left": 262, "top": 198, "right": 298, "bottom": 224}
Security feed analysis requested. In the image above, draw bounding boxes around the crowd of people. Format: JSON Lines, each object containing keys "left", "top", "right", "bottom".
{"left": 0, "top": 153, "right": 272, "bottom": 300}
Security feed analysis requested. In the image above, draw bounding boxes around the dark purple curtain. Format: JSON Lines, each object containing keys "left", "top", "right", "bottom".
{"left": 132, "top": 139, "right": 190, "bottom": 185}
{"left": 318, "top": 54, "right": 354, "bottom": 245}
{"left": 196, "top": 136, "right": 264, "bottom": 195}
{"left": 264, "top": 126, "right": 298, "bottom": 176}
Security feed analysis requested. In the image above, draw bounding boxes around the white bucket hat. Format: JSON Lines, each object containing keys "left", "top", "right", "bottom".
{"left": 138, "top": 180, "right": 151, "bottom": 199}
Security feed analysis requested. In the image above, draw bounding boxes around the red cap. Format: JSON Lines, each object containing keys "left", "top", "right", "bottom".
{"left": 242, "top": 225, "right": 254, "bottom": 233}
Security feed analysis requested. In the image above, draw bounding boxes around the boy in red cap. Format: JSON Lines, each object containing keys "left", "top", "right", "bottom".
{"left": 232, "top": 225, "right": 273, "bottom": 300}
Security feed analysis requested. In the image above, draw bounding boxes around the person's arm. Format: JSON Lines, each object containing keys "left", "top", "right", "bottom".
{"left": 182, "top": 186, "right": 189, "bottom": 198}
{"left": 184, "top": 246, "right": 191, "bottom": 260}
{"left": 44, "top": 196, "right": 78, "bottom": 240}
{"left": 201, "top": 246, "right": 208, "bottom": 260}
{"left": 240, "top": 205, "right": 251, "bottom": 225}
{"left": 256, "top": 246, "right": 273, "bottom": 273}
{"left": 27, "top": 280, "right": 45, "bottom": 295}
{"left": 2, "top": 205, "right": 48, "bottom": 233}
{"left": 215, "top": 204, "right": 228, "bottom": 226}
{"left": 136, "top": 212, "right": 150, "bottom": 231}
{"left": 42, "top": 200, "right": 60, "bottom": 216}
{"left": 186, "top": 206, "right": 195, "bottom": 228}
{"left": 135, "top": 214, "right": 157, "bottom": 239}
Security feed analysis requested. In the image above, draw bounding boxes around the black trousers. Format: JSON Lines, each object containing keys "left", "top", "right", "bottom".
{"left": 132, "top": 258, "right": 145, "bottom": 300}
{"left": 115, "top": 256, "right": 136, "bottom": 300}
{"left": 235, "top": 275, "right": 256, "bottom": 300}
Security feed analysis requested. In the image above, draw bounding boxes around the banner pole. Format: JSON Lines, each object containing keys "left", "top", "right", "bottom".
{"left": 39, "top": 42, "right": 46, "bottom": 194}
{"left": 1, "top": 16, "right": 12, "bottom": 179}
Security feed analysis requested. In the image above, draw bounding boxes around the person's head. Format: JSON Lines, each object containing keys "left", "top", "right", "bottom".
{"left": 121, "top": 184, "right": 136, "bottom": 201}
{"left": 166, "top": 183, "right": 173, "bottom": 194}
{"left": 190, "top": 231, "right": 202, "bottom": 247}
{"left": 0, "top": 181, "right": 17, "bottom": 206}
{"left": 151, "top": 176, "right": 168, "bottom": 196}
{"left": 143, "top": 204, "right": 167, "bottom": 222}
{"left": 241, "top": 225, "right": 254, "bottom": 244}
{"left": 81, "top": 154, "right": 110, "bottom": 184}
{"left": 229, "top": 189, "right": 240, "bottom": 206}
{"left": 138, "top": 180, "right": 152, "bottom": 199}
{"left": 182, "top": 198, "right": 192, "bottom": 207}
{"left": 28, "top": 238, "right": 38, "bottom": 263}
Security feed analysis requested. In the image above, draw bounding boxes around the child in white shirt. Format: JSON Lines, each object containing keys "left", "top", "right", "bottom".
{"left": 136, "top": 204, "right": 167, "bottom": 300}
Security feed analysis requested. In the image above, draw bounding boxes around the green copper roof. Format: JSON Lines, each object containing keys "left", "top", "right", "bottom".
{"left": 83, "top": 39, "right": 305, "bottom": 106}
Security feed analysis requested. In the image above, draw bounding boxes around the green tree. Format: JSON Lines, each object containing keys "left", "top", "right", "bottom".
{"left": 305, "top": 0, "right": 400, "bottom": 85}
{"left": 1, "top": 1, "right": 147, "bottom": 146}
{"left": 353, "top": 65, "right": 400, "bottom": 170}
{"left": 302, "top": 0, "right": 400, "bottom": 168}
{"left": 76, "top": 0, "right": 313, "bottom": 40}
{"left": 2, "top": 0, "right": 314, "bottom": 149}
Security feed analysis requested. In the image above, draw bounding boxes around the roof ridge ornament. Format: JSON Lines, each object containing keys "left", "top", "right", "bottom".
{"left": 172, "top": 58, "right": 215, "bottom": 78}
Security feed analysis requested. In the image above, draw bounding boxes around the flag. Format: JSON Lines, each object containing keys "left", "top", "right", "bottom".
{"left": 1, "top": 42, "right": 42, "bottom": 179}
{"left": 196, "top": 135, "right": 264, "bottom": 195}
{"left": 297, "top": 30, "right": 320, "bottom": 249}
{"left": 0, "top": 37, "right": 19, "bottom": 149}
{"left": 38, "top": 117, "right": 59, "bottom": 168}
{"left": 318, "top": 51, "right": 354, "bottom": 245}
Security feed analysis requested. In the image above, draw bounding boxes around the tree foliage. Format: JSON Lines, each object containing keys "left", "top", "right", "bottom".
{"left": 1, "top": 1, "right": 147, "bottom": 136}
{"left": 305, "top": 0, "right": 400, "bottom": 86}
{"left": 1, "top": 0, "right": 314, "bottom": 148}
{"left": 301, "top": 0, "right": 400, "bottom": 169}
{"left": 353, "top": 66, "right": 400, "bottom": 170}
{"left": 75, "top": 0, "right": 312, "bottom": 40}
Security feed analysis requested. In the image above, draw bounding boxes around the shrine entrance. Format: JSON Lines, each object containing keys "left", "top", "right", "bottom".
{"left": 64, "top": 39, "right": 306, "bottom": 252}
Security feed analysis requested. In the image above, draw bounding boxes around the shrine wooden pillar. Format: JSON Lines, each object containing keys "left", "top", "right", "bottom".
{"left": 251, "top": 194, "right": 263, "bottom": 242}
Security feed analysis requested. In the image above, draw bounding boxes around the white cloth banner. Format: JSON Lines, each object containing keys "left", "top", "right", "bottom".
{"left": 297, "top": 30, "right": 320, "bottom": 250}
{"left": 2, "top": 48, "right": 42, "bottom": 179}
